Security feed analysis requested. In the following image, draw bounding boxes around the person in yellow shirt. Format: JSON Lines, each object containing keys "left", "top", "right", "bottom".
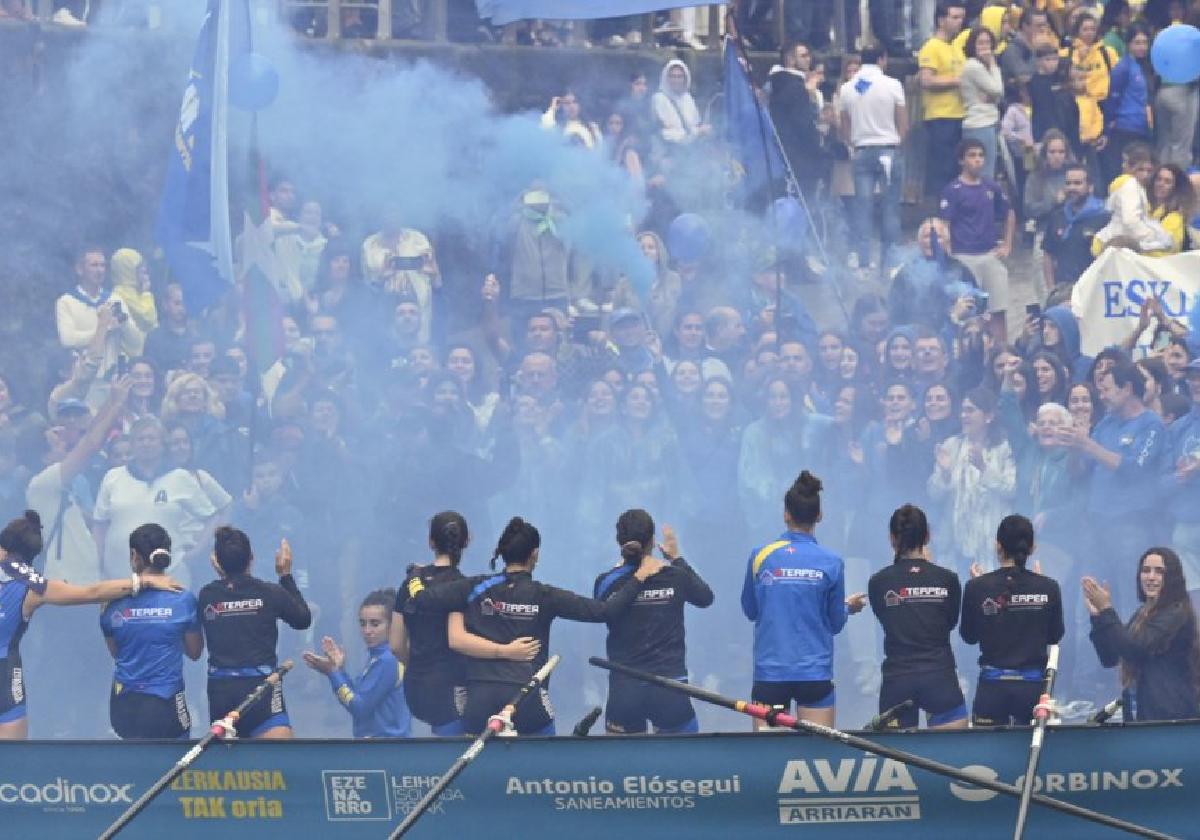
{"left": 919, "top": 1, "right": 968, "bottom": 196}
{"left": 1068, "top": 13, "right": 1118, "bottom": 106}
{"left": 1072, "top": 67, "right": 1105, "bottom": 147}
{"left": 1146, "top": 164, "right": 1195, "bottom": 256}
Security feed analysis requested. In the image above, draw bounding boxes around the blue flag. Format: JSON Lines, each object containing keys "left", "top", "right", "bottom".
{"left": 477, "top": 0, "right": 699, "bottom": 24}
{"left": 157, "top": 0, "right": 250, "bottom": 315}
{"left": 723, "top": 38, "right": 789, "bottom": 201}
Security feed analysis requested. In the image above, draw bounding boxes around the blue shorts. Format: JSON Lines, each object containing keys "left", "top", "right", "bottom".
{"left": 0, "top": 703, "right": 26, "bottom": 724}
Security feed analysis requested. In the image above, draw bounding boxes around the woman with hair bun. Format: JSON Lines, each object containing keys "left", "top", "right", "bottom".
{"left": 594, "top": 509, "right": 713, "bottom": 734}
{"left": 100, "top": 523, "right": 203, "bottom": 739}
{"left": 199, "top": 527, "right": 311, "bottom": 740}
{"left": 960, "top": 514, "right": 1064, "bottom": 726}
{"left": 391, "top": 511, "right": 537, "bottom": 736}
{"left": 741, "top": 471, "right": 867, "bottom": 728}
{"left": 404, "top": 515, "right": 661, "bottom": 735}
{"left": 0, "top": 511, "right": 183, "bottom": 740}
{"left": 867, "top": 505, "right": 967, "bottom": 730}
{"left": 1083, "top": 548, "right": 1200, "bottom": 721}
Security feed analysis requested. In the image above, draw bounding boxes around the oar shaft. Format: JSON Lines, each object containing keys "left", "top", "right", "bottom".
{"left": 1013, "top": 645, "right": 1060, "bottom": 840}
{"left": 588, "top": 658, "right": 1175, "bottom": 840}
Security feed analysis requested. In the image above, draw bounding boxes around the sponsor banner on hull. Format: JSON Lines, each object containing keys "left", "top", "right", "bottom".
{"left": 0, "top": 724, "right": 1191, "bottom": 837}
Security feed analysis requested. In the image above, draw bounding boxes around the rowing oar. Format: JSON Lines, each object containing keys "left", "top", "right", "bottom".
{"left": 589, "top": 657, "right": 1175, "bottom": 840}
{"left": 1013, "top": 644, "right": 1060, "bottom": 840}
{"left": 387, "top": 654, "right": 561, "bottom": 839}
{"left": 98, "top": 660, "right": 295, "bottom": 840}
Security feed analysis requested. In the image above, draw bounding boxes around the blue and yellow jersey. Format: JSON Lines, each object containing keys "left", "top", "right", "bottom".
{"left": 741, "top": 531, "right": 847, "bottom": 682}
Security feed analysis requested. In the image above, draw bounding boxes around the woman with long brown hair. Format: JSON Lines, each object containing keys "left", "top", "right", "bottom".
{"left": 1083, "top": 547, "right": 1200, "bottom": 721}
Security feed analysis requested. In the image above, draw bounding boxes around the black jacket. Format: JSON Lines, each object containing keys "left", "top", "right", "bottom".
{"left": 769, "top": 67, "right": 824, "bottom": 182}
{"left": 594, "top": 559, "right": 714, "bottom": 676}
{"left": 406, "top": 569, "right": 643, "bottom": 684}
{"left": 199, "top": 573, "right": 311, "bottom": 670}
{"left": 961, "top": 566, "right": 1064, "bottom": 670}
{"left": 869, "top": 558, "right": 961, "bottom": 677}
{"left": 1090, "top": 603, "right": 1200, "bottom": 721}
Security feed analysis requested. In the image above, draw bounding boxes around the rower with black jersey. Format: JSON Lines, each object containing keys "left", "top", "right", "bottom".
{"left": 594, "top": 510, "right": 714, "bottom": 734}
{"left": 405, "top": 516, "right": 660, "bottom": 735}
{"left": 960, "top": 514, "right": 1064, "bottom": 726}
{"left": 867, "top": 505, "right": 967, "bottom": 729}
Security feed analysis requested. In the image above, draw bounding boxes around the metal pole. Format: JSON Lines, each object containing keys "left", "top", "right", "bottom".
{"left": 98, "top": 661, "right": 295, "bottom": 840}
{"left": 1013, "top": 645, "right": 1061, "bottom": 840}
{"left": 588, "top": 657, "right": 1177, "bottom": 840}
{"left": 327, "top": 0, "right": 341, "bottom": 40}
{"left": 387, "top": 655, "right": 561, "bottom": 839}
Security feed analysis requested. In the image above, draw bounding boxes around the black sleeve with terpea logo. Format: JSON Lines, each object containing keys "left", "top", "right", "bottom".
{"left": 199, "top": 573, "right": 312, "bottom": 669}
{"left": 867, "top": 560, "right": 961, "bottom": 678}
{"left": 406, "top": 569, "right": 644, "bottom": 684}
{"left": 595, "top": 559, "right": 714, "bottom": 677}
{"left": 959, "top": 567, "right": 1064, "bottom": 671}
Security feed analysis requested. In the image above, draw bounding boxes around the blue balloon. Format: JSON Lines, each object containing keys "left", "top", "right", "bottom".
{"left": 230, "top": 53, "right": 280, "bottom": 111}
{"left": 771, "top": 196, "right": 808, "bottom": 248}
{"left": 667, "top": 213, "right": 711, "bottom": 263}
{"left": 1151, "top": 24, "right": 1200, "bottom": 85}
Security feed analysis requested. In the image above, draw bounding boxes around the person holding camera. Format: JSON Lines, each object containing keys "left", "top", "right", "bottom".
{"left": 55, "top": 244, "right": 144, "bottom": 388}
{"left": 361, "top": 207, "right": 440, "bottom": 344}
{"left": 888, "top": 218, "right": 982, "bottom": 338}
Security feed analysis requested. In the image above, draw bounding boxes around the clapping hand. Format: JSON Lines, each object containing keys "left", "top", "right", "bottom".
{"left": 303, "top": 636, "right": 346, "bottom": 674}
{"left": 1081, "top": 577, "right": 1112, "bottom": 615}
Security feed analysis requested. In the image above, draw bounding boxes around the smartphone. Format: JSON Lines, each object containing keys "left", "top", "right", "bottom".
{"left": 1025, "top": 303, "right": 1042, "bottom": 319}
{"left": 388, "top": 255, "right": 426, "bottom": 271}
{"left": 116, "top": 354, "right": 129, "bottom": 377}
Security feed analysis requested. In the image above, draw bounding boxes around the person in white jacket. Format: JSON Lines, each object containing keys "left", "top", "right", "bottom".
{"left": 1093, "top": 142, "right": 1173, "bottom": 254}
{"left": 54, "top": 245, "right": 143, "bottom": 381}
{"left": 651, "top": 59, "right": 711, "bottom": 146}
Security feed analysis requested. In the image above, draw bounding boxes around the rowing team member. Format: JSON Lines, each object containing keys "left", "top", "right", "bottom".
{"left": 392, "top": 512, "right": 534, "bottom": 737}
{"left": 199, "top": 526, "right": 311, "bottom": 739}
{"left": 404, "top": 515, "right": 665, "bottom": 734}
{"left": 742, "top": 471, "right": 867, "bottom": 728}
{"left": 304, "top": 588, "right": 411, "bottom": 738}
{"left": 594, "top": 509, "right": 714, "bottom": 735}
{"left": 0, "top": 510, "right": 183, "bottom": 740}
{"left": 962, "top": 514, "right": 1064, "bottom": 726}
{"left": 101, "top": 524, "right": 202, "bottom": 739}
{"left": 867, "top": 505, "right": 967, "bottom": 730}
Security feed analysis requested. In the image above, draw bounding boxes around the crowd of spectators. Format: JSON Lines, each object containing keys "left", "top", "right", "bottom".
{"left": 6, "top": 0, "right": 1200, "bottom": 735}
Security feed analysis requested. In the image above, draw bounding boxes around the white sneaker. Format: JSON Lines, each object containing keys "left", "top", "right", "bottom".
{"left": 51, "top": 7, "right": 86, "bottom": 26}
{"left": 606, "top": 34, "right": 626, "bottom": 46}
{"left": 683, "top": 36, "right": 706, "bottom": 50}
{"left": 626, "top": 30, "right": 642, "bottom": 45}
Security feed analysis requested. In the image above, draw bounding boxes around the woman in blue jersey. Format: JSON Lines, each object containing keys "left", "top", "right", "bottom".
{"left": 305, "top": 588, "right": 412, "bottom": 738}
{"left": 741, "top": 471, "right": 866, "bottom": 727}
{"left": 0, "top": 510, "right": 182, "bottom": 740}
{"left": 101, "top": 523, "right": 203, "bottom": 739}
